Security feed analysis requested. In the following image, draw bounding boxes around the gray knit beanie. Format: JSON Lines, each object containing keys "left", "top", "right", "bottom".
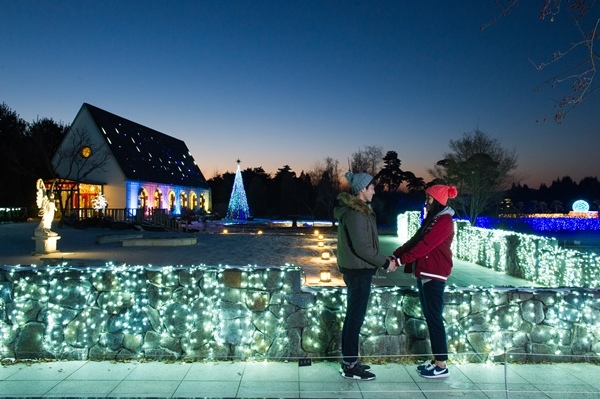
{"left": 345, "top": 171, "right": 373, "bottom": 195}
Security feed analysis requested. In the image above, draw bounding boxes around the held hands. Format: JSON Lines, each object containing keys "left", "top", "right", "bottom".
{"left": 386, "top": 256, "right": 399, "bottom": 272}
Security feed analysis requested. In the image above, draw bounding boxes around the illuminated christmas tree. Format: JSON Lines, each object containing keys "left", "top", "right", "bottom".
{"left": 226, "top": 159, "right": 251, "bottom": 220}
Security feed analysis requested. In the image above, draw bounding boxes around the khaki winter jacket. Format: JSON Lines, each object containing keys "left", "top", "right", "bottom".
{"left": 334, "top": 192, "right": 389, "bottom": 275}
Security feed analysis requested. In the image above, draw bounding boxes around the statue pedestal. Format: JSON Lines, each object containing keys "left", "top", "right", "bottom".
{"left": 32, "top": 235, "right": 61, "bottom": 255}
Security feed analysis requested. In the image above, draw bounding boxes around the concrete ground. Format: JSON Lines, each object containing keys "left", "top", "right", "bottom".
{"left": 0, "top": 221, "right": 538, "bottom": 289}
{"left": 0, "top": 359, "right": 598, "bottom": 398}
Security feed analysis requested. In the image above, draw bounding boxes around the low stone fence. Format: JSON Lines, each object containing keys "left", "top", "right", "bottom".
{"left": 1, "top": 264, "right": 599, "bottom": 363}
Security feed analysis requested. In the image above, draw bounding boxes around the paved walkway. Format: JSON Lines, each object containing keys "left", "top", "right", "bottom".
{"left": 0, "top": 222, "right": 594, "bottom": 398}
{"left": 0, "top": 359, "right": 597, "bottom": 398}
{"left": 0, "top": 222, "right": 541, "bottom": 289}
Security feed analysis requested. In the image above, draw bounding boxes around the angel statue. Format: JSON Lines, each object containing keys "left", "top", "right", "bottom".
{"left": 35, "top": 178, "right": 57, "bottom": 236}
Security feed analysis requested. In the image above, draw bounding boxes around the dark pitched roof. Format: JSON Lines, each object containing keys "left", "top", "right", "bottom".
{"left": 83, "top": 103, "right": 209, "bottom": 188}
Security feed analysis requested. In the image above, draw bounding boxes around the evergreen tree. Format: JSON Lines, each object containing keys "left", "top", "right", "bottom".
{"left": 375, "top": 151, "right": 405, "bottom": 192}
{"left": 296, "top": 171, "right": 316, "bottom": 219}
{"left": 244, "top": 167, "right": 270, "bottom": 217}
{"left": 226, "top": 161, "right": 251, "bottom": 220}
{"left": 271, "top": 165, "right": 299, "bottom": 217}
{"left": 0, "top": 103, "right": 28, "bottom": 206}
{"left": 0, "top": 103, "right": 69, "bottom": 212}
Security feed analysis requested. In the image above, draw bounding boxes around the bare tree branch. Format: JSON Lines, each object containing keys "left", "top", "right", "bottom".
{"left": 52, "top": 128, "right": 112, "bottom": 223}
{"left": 482, "top": 0, "right": 600, "bottom": 122}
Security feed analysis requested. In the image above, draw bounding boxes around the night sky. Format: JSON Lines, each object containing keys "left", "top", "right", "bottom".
{"left": 1, "top": 0, "right": 598, "bottom": 187}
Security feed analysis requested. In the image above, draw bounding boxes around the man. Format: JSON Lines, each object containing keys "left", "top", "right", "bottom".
{"left": 334, "top": 171, "right": 397, "bottom": 381}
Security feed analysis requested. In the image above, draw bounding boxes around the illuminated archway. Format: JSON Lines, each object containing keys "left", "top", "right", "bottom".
{"left": 190, "top": 191, "right": 197, "bottom": 210}
{"left": 200, "top": 194, "right": 206, "bottom": 211}
{"left": 138, "top": 188, "right": 148, "bottom": 209}
{"left": 154, "top": 189, "right": 163, "bottom": 209}
{"left": 168, "top": 190, "right": 176, "bottom": 212}
{"left": 180, "top": 192, "right": 188, "bottom": 209}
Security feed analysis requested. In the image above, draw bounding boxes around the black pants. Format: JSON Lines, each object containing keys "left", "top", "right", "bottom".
{"left": 417, "top": 278, "right": 448, "bottom": 362}
{"left": 341, "top": 273, "right": 372, "bottom": 365}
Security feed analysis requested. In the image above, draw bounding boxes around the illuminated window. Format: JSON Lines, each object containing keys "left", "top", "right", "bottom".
{"left": 154, "top": 189, "right": 163, "bottom": 209}
{"left": 168, "top": 190, "right": 176, "bottom": 211}
{"left": 190, "top": 191, "right": 197, "bottom": 209}
{"left": 180, "top": 192, "right": 187, "bottom": 208}
{"left": 138, "top": 188, "right": 148, "bottom": 209}
{"left": 80, "top": 146, "right": 92, "bottom": 158}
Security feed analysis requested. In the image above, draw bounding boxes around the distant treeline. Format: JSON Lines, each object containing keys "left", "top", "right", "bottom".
{"left": 3, "top": 101, "right": 598, "bottom": 225}
{"left": 503, "top": 176, "right": 600, "bottom": 214}
{"left": 206, "top": 165, "right": 425, "bottom": 226}
{"left": 208, "top": 169, "right": 600, "bottom": 226}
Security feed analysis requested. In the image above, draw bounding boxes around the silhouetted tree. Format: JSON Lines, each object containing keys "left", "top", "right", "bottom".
{"left": 551, "top": 200, "right": 564, "bottom": 213}
{"left": 297, "top": 171, "right": 317, "bottom": 219}
{"left": 244, "top": 167, "right": 271, "bottom": 217}
{"left": 0, "top": 103, "right": 29, "bottom": 206}
{"left": 217, "top": 172, "right": 235, "bottom": 216}
{"left": 548, "top": 176, "right": 578, "bottom": 210}
{"left": 271, "top": 165, "right": 300, "bottom": 217}
{"left": 309, "top": 157, "right": 341, "bottom": 222}
{"left": 577, "top": 176, "right": 600, "bottom": 206}
{"left": 429, "top": 129, "right": 519, "bottom": 224}
{"left": 28, "top": 118, "right": 69, "bottom": 178}
{"left": 0, "top": 104, "right": 69, "bottom": 214}
{"left": 207, "top": 173, "right": 228, "bottom": 216}
{"left": 315, "top": 170, "right": 337, "bottom": 222}
{"left": 507, "top": 176, "right": 600, "bottom": 215}
{"left": 52, "top": 128, "right": 112, "bottom": 225}
{"left": 350, "top": 145, "right": 383, "bottom": 176}
{"left": 404, "top": 171, "right": 426, "bottom": 192}
{"left": 375, "top": 151, "right": 405, "bottom": 192}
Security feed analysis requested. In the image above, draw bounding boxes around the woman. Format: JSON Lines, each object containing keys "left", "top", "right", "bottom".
{"left": 393, "top": 184, "right": 457, "bottom": 379}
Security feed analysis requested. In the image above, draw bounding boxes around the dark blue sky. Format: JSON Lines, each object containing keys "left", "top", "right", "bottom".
{"left": 1, "top": 0, "right": 598, "bottom": 187}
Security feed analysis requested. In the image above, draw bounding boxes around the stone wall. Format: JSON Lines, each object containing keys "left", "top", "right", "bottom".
{"left": 1, "top": 265, "right": 599, "bottom": 363}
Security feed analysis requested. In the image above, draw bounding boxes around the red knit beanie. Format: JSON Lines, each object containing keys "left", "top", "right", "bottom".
{"left": 425, "top": 185, "right": 458, "bottom": 206}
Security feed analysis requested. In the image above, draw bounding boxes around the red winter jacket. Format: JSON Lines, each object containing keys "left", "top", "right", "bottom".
{"left": 393, "top": 209, "right": 455, "bottom": 282}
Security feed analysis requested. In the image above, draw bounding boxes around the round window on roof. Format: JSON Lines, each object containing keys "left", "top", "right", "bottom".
{"left": 80, "top": 146, "right": 92, "bottom": 158}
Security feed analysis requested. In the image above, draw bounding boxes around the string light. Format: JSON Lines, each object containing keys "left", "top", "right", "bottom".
{"left": 92, "top": 193, "right": 107, "bottom": 211}
{"left": 226, "top": 162, "right": 251, "bottom": 220}
{"left": 476, "top": 213, "right": 600, "bottom": 232}
{"left": 401, "top": 211, "right": 600, "bottom": 288}
{"left": 2, "top": 219, "right": 600, "bottom": 363}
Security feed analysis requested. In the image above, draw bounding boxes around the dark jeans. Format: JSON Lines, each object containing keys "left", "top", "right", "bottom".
{"left": 417, "top": 278, "right": 448, "bottom": 362}
{"left": 341, "top": 273, "right": 373, "bottom": 365}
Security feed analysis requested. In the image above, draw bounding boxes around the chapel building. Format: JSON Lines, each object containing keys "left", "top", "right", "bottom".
{"left": 51, "top": 103, "right": 211, "bottom": 220}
